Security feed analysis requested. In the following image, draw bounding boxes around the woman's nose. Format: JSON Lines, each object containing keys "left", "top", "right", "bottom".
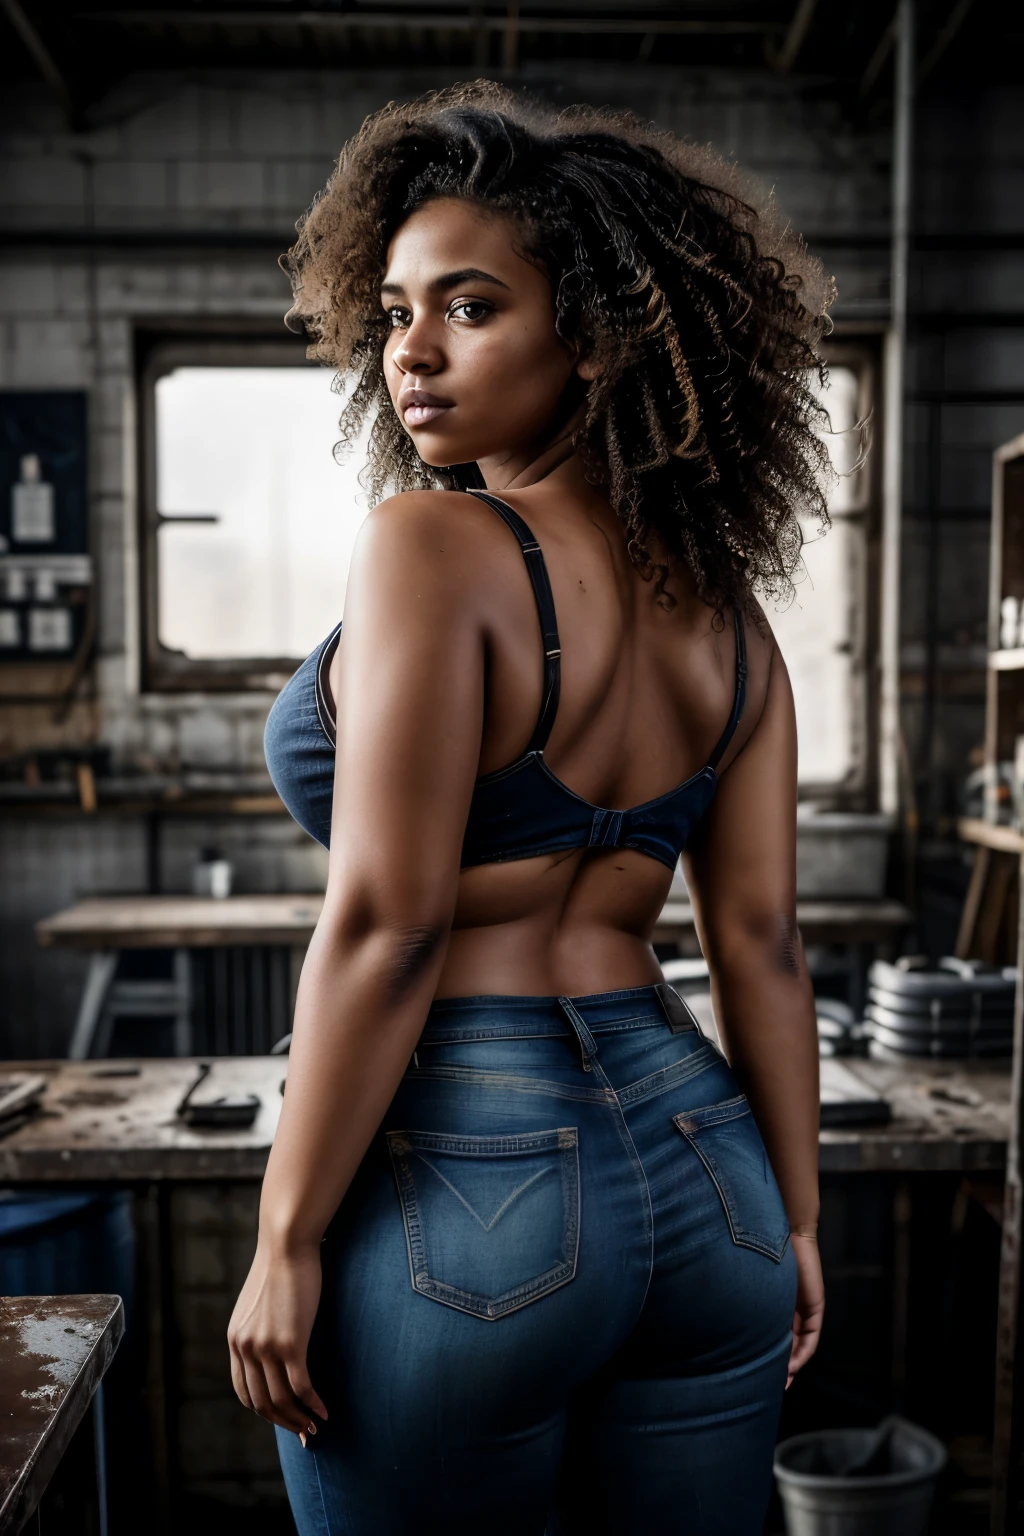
{"left": 391, "top": 320, "right": 443, "bottom": 375}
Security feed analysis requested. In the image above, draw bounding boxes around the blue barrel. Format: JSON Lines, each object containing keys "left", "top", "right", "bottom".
{"left": 0, "top": 1190, "right": 134, "bottom": 1306}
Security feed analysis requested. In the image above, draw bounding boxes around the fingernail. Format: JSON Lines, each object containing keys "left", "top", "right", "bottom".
{"left": 299, "top": 1432, "right": 307, "bottom": 1449}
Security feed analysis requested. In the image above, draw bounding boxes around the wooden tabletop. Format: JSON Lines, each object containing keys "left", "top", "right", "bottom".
{"left": 35, "top": 894, "right": 326, "bottom": 950}
{"left": 818, "top": 1056, "right": 1011, "bottom": 1172}
{"left": 0, "top": 1295, "right": 124, "bottom": 1535}
{"left": 0, "top": 1059, "right": 282, "bottom": 1181}
{"left": 658, "top": 898, "right": 913, "bottom": 944}
{"left": 35, "top": 894, "right": 912, "bottom": 951}
{"left": 0, "top": 1053, "right": 1010, "bottom": 1182}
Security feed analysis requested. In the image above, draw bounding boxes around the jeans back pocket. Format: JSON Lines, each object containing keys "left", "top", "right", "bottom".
{"left": 386, "top": 1126, "right": 580, "bottom": 1320}
{"left": 673, "top": 1096, "right": 791, "bottom": 1262}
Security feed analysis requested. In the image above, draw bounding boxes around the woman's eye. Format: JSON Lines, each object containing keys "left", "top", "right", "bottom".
{"left": 449, "top": 300, "right": 492, "bottom": 323}
{"left": 387, "top": 306, "right": 410, "bottom": 329}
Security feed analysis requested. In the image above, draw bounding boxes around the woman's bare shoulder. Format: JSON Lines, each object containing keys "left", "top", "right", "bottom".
{"left": 348, "top": 488, "right": 527, "bottom": 610}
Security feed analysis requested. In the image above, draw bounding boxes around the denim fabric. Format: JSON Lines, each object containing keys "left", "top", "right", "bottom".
{"left": 263, "top": 633, "right": 721, "bottom": 870}
{"left": 264, "top": 637, "right": 336, "bottom": 849}
{"left": 263, "top": 487, "right": 746, "bottom": 872}
{"left": 461, "top": 752, "right": 720, "bottom": 870}
{"left": 276, "top": 986, "right": 797, "bottom": 1535}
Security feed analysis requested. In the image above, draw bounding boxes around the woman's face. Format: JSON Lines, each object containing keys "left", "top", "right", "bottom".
{"left": 381, "top": 198, "right": 583, "bottom": 469}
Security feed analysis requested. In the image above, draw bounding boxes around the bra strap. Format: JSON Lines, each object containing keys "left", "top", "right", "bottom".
{"left": 706, "top": 607, "right": 748, "bottom": 770}
{"left": 469, "top": 490, "right": 561, "bottom": 754}
{"left": 315, "top": 620, "right": 343, "bottom": 747}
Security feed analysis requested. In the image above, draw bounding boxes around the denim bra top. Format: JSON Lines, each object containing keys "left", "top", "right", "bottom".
{"left": 264, "top": 489, "right": 747, "bottom": 871}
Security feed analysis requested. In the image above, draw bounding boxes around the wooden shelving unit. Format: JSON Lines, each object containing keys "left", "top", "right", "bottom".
{"left": 978, "top": 431, "right": 1024, "bottom": 1535}
{"left": 959, "top": 818, "right": 1024, "bottom": 857}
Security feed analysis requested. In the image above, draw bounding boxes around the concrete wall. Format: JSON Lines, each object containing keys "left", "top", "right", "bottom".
{"left": 0, "top": 63, "right": 1021, "bottom": 1027}
{"left": 0, "top": 64, "right": 892, "bottom": 774}
{"left": 0, "top": 63, "right": 893, "bottom": 1056}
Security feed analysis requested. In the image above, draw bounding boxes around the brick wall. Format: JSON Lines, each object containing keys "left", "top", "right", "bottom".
{"left": 168, "top": 1183, "right": 285, "bottom": 1527}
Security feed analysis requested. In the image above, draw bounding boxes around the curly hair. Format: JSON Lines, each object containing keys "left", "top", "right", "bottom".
{"left": 282, "top": 80, "right": 837, "bottom": 612}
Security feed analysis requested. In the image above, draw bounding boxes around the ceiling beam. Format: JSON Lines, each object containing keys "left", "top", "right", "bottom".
{"left": 860, "top": 15, "right": 896, "bottom": 97}
{"left": 1, "top": 0, "right": 73, "bottom": 112}
{"left": 919, "top": 0, "right": 974, "bottom": 84}
{"left": 766, "top": 0, "right": 819, "bottom": 74}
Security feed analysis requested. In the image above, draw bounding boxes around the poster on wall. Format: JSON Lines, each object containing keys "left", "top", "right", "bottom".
{"left": 0, "top": 391, "right": 91, "bottom": 663}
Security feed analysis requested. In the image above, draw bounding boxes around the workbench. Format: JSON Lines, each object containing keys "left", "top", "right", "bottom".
{"left": 0, "top": 1294, "right": 124, "bottom": 1535}
{"left": 0, "top": 1053, "right": 1009, "bottom": 1531}
{"left": 35, "top": 897, "right": 324, "bottom": 1060}
{"left": 0, "top": 1052, "right": 1008, "bottom": 1182}
{"left": 37, "top": 894, "right": 911, "bottom": 1059}
{"left": 0, "top": 1059, "right": 281, "bottom": 1183}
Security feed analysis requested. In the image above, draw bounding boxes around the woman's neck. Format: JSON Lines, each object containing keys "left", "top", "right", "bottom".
{"left": 476, "top": 414, "right": 585, "bottom": 494}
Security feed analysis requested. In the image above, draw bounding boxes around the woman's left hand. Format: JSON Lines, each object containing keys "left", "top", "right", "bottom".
{"left": 786, "top": 1232, "right": 824, "bottom": 1388}
{"left": 228, "top": 1239, "right": 329, "bottom": 1437}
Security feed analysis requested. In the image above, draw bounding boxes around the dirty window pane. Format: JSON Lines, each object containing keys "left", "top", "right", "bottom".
{"left": 771, "top": 364, "right": 867, "bottom": 786}
{"left": 156, "top": 367, "right": 362, "bottom": 660}
{"left": 155, "top": 362, "right": 870, "bottom": 787}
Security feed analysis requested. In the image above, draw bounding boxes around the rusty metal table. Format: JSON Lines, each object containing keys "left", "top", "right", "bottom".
{"left": 0, "top": 1294, "right": 124, "bottom": 1535}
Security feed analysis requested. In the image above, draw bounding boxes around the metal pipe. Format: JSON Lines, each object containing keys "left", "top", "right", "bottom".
{"left": 879, "top": 0, "right": 914, "bottom": 817}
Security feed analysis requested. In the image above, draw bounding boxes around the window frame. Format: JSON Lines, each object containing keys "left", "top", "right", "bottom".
{"left": 137, "top": 323, "right": 322, "bottom": 693}
{"left": 791, "top": 333, "right": 883, "bottom": 809}
{"left": 136, "top": 326, "right": 884, "bottom": 807}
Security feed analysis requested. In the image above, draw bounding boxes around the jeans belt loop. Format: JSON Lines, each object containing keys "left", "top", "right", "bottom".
{"left": 556, "top": 996, "right": 600, "bottom": 1073}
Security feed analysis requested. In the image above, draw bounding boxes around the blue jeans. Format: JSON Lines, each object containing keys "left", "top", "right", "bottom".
{"left": 277, "top": 986, "right": 797, "bottom": 1534}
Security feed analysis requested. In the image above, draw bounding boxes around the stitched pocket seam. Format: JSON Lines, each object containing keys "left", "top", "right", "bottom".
{"left": 405, "top": 1063, "right": 613, "bottom": 1105}
{"left": 387, "top": 1127, "right": 581, "bottom": 1320}
{"left": 672, "top": 1101, "right": 789, "bottom": 1263}
{"left": 618, "top": 1042, "right": 719, "bottom": 1106}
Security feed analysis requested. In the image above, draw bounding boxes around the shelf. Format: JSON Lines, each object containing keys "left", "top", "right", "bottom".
{"left": 0, "top": 777, "right": 284, "bottom": 817}
{"left": 957, "top": 817, "right": 1024, "bottom": 855}
{"left": 990, "top": 648, "right": 1024, "bottom": 671}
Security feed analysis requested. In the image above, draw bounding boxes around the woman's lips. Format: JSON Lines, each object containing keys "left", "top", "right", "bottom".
{"left": 403, "top": 401, "right": 451, "bottom": 427}
{"left": 398, "top": 389, "right": 454, "bottom": 427}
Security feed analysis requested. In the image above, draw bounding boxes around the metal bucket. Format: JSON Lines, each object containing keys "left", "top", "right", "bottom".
{"left": 774, "top": 1418, "right": 946, "bottom": 1536}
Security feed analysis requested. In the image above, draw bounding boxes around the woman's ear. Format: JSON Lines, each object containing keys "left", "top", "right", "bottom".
{"left": 575, "top": 353, "right": 602, "bottom": 382}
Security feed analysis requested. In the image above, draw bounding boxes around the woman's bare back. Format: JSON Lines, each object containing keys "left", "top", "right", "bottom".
{"left": 328, "top": 476, "right": 772, "bottom": 997}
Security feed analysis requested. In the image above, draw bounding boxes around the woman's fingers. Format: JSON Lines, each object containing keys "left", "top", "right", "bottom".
{"left": 263, "top": 1355, "right": 318, "bottom": 1435}
{"left": 233, "top": 1340, "right": 323, "bottom": 1437}
{"left": 786, "top": 1232, "right": 825, "bottom": 1386}
{"left": 237, "top": 1342, "right": 308, "bottom": 1434}
{"left": 284, "top": 1355, "right": 329, "bottom": 1424}
{"left": 229, "top": 1342, "right": 255, "bottom": 1412}
{"left": 787, "top": 1301, "right": 825, "bottom": 1384}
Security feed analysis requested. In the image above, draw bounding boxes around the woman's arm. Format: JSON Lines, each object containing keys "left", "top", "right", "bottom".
{"left": 228, "top": 492, "right": 488, "bottom": 1436}
{"left": 682, "top": 636, "right": 823, "bottom": 1382}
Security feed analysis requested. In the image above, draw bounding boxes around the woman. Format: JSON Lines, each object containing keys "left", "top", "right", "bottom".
{"left": 229, "top": 82, "right": 831, "bottom": 1535}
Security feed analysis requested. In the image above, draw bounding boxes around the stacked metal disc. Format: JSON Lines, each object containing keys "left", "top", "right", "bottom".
{"left": 866, "top": 957, "right": 1017, "bottom": 1060}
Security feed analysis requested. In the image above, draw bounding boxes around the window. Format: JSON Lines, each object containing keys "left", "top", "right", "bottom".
{"left": 140, "top": 332, "right": 367, "bottom": 690}
{"left": 771, "top": 342, "right": 879, "bottom": 799}
{"left": 140, "top": 333, "right": 880, "bottom": 801}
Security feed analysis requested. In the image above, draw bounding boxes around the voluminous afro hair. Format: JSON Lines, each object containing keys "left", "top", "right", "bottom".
{"left": 283, "top": 80, "right": 837, "bottom": 613}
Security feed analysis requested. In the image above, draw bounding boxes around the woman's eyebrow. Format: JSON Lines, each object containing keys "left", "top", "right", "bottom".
{"left": 380, "top": 267, "right": 510, "bottom": 298}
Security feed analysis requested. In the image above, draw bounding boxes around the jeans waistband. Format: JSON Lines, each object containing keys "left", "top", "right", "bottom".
{"left": 420, "top": 984, "right": 699, "bottom": 1048}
